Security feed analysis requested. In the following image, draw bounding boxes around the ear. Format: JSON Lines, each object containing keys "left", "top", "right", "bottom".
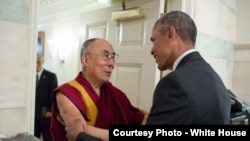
{"left": 168, "top": 26, "right": 177, "bottom": 40}
{"left": 81, "top": 54, "right": 88, "bottom": 65}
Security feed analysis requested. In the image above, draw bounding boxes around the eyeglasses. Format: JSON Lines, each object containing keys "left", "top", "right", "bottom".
{"left": 86, "top": 52, "right": 119, "bottom": 61}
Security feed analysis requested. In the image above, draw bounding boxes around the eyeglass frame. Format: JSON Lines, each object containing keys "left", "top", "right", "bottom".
{"left": 85, "top": 50, "right": 119, "bottom": 61}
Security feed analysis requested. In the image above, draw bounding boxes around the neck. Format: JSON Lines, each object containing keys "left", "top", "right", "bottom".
{"left": 82, "top": 72, "right": 102, "bottom": 96}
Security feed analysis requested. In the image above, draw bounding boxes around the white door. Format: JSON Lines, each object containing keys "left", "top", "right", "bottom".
{"left": 79, "top": 0, "right": 166, "bottom": 112}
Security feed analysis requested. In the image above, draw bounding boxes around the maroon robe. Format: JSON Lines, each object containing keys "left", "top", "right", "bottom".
{"left": 51, "top": 72, "right": 144, "bottom": 141}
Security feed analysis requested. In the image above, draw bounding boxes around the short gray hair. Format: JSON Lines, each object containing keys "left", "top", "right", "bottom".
{"left": 155, "top": 11, "right": 197, "bottom": 45}
{"left": 80, "top": 38, "right": 98, "bottom": 60}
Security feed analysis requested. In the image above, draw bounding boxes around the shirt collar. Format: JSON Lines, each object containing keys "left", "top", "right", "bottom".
{"left": 172, "top": 49, "right": 197, "bottom": 71}
{"left": 37, "top": 68, "right": 44, "bottom": 79}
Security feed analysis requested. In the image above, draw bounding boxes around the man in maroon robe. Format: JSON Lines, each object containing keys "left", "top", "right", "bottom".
{"left": 51, "top": 38, "right": 148, "bottom": 141}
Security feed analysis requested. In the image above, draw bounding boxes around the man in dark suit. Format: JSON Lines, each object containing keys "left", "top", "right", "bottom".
{"left": 147, "top": 10, "right": 231, "bottom": 124}
{"left": 35, "top": 55, "right": 58, "bottom": 141}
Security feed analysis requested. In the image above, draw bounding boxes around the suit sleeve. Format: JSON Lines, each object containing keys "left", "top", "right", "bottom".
{"left": 77, "top": 132, "right": 103, "bottom": 141}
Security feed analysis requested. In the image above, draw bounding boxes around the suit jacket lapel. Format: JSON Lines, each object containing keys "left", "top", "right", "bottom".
{"left": 38, "top": 70, "right": 46, "bottom": 87}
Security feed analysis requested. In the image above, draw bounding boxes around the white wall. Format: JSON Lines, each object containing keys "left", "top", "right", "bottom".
{"left": 236, "top": 0, "right": 250, "bottom": 43}
{"left": 233, "top": 44, "right": 250, "bottom": 102}
{"left": 0, "top": 0, "right": 38, "bottom": 137}
{"left": 194, "top": 0, "right": 236, "bottom": 89}
{"left": 232, "top": 0, "right": 250, "bottom": 102}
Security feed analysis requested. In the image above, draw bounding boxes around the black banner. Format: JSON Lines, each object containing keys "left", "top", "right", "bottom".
{"left": 109, "top": 125, "right": 249, "bottom": 140}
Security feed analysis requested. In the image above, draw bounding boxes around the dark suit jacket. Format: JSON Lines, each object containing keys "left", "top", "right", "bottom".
{"left": 147, "top": 52, "right": 231, "bottom": 124}
{"left": 35, "top": 69, "right": 58, "bottom": 119}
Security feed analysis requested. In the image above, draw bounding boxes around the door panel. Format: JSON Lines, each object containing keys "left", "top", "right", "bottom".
{"left": 86, "top": 22, "right": 107, "bottom": 39}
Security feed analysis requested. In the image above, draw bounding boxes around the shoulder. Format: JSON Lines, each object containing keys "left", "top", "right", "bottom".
{"left": 156, "top": 71, "right": 187, "bottom": 93}
{"left": 43, "top": 69, "right": 57, "bottom": 76}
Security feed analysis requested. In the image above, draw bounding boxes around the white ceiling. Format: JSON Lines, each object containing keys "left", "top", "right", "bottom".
{"left": 39, "top": 0, "right": 134, "bottom": 15}
{"left": 39, "top": 0, "right": 105, "bottom": 8}
{"left": 39, "top": 0, "right": 106, "bottom": 16}
{"left": 38, "top": 0, "right": 135, "bottom": 23}
{"left": 39, "top": 0, "right": 112, "bottom": 23}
